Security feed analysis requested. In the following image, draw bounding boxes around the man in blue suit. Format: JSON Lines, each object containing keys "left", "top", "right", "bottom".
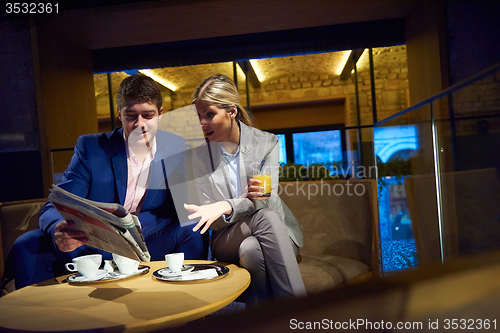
{"left": 4, "top": 74, "right": 205, "bottom": 289}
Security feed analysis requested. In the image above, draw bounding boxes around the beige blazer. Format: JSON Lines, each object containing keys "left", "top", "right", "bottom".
{"left": 191, "top": 121, "right": 303, "bottom": 247}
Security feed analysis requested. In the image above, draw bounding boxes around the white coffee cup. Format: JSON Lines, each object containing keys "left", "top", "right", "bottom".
{"left": 165, "top": 252, "right": 184, "bottom": 273}
{"left": 65, "top": 254, "right": 102, "bottom": 277}
{"left": 112, "top": 253, "right": 140, "bottom": 275}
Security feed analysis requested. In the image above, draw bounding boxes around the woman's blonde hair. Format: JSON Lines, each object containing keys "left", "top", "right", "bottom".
{"left": 191, "top": 74, "right": 253, "bottom": 126}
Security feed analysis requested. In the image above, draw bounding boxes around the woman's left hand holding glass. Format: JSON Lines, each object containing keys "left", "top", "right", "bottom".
{"left": 185, "top": 202, "right": 233, "bottom": 234}
{"left": 245, "top": 178, "right": 273, "bottom": 201}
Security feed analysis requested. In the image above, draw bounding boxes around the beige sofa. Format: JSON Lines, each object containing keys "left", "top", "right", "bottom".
{"left": 280, "top": 180, "right": 380, "bottom": 294}
{"left": 0, "top": 179, "right": 379, "bottom": 295}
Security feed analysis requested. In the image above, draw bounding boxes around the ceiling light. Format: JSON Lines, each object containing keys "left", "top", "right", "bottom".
{"left": 249, "top": 59, "right": 265, "bottom": 81}
{"left": 138, "top": 69, "right": 177, "bottom": 91}
{"left": 336, "top": 50, "right": 352, "bottom": 75}
{"left": 356, "top": 49, "right": 369, "bottom": 70}
{"left": 235, "top": 63, "right": 247, "bottom": 80}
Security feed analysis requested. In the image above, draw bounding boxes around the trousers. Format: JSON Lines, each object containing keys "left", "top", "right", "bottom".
{"left": 212, "top": 208, "right": 306, "bottom": 305}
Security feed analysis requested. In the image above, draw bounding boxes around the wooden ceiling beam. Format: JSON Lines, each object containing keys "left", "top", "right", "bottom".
{"left": 237, "top": 61, "right": 261, "bottom": 88}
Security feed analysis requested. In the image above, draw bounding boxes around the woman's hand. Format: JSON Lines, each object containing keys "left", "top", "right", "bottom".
{"left": 245, "top": 178, "right": 273, "bottom": 201}
{"left": 184, "top": 201, "right": 233, "bottom": 234}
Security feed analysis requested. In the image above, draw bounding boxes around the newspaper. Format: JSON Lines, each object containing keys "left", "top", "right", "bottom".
{"left": 48, "top": 185, "right": 151, "bottom": 262}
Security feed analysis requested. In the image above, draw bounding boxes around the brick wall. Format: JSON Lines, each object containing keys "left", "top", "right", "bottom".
{"left": 94, "top": 46, "right": 413, "bottom": 139}
{"left": 452, "top": 71, "right": 500, "bottom": 135}
{"left": 169, "top": 46, "right": 410, "bottom": 134}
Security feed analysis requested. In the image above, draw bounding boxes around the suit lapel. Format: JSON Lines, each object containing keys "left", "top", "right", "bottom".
{"left": 239, "top": 123, "right": 258, "bottom": 193}
{"left": 110, "top": 128, "right": 128, "bottom": 206}
{"left": 208, "top": 123, "right": 261, "bottom": 199}
{"left": 208, "top": 142, "right": 232, "bottom": 199}
{"left": 142, "top": 134, "right": 167, "bottom": 209}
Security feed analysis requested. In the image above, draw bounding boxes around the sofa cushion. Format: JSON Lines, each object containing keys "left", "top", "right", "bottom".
{"left": 298, "top": 262, "right": 339, "bottom": 294}
{"left": 299, "top": 254, "right": 370, "bottom": 294}
{"left": 280, "top": 180, "right": 376, "bottom": 266}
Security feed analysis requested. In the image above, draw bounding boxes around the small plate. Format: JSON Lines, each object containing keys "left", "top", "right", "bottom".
{"left": 153, "top": 264, "right": 229, "bottom": 283}
{"left": 104, "top": 265, "right": 150, "bottom": 280}
{"left": 66, "top": 265, "right": 150, "bottom": 284}
{"left": 67, "top": 269, "right": 108, "bottom": 283}
{"left": 157, "top": 265, "right": 195, "bottom": 277}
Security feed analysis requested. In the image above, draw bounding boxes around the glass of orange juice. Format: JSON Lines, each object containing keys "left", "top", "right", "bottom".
{"left": 253, "top": 174, "right": 271, "bottom": 197}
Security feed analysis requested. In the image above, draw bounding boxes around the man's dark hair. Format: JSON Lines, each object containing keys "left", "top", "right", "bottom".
{"left": 116, "top": 74, "right": 162, "bottom": 110}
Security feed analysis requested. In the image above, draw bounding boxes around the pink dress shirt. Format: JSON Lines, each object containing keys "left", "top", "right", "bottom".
{"left": 123, "top": 137, "right": 157, "bottom": 214}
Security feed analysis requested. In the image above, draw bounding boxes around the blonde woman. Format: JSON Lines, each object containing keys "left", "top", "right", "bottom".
{"left": 184, "top": 74, "right": 306, "bottom": 305}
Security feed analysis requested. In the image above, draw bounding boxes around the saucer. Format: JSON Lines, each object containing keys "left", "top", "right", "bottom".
{"left": 107, "top": 266, "right": 150, "bottom": 279}
{"left": 153, "top": 264, "right": 230, "bottom": 282}
{"left": 158, "top": 265, "right": 195, "bottom": 277}
{"left": 67, "top": 269, "right": 108, "bottom": 282}
{"left": 65, "top": 265, "right": 150, "bottom": 284}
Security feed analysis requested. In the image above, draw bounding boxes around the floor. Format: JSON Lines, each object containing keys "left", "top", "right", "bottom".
{"left": 207, "top": 301, "right": 246, "bottom": 316}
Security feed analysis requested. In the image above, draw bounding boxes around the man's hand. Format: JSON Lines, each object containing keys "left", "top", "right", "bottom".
{"left": 185, "top": 201, "right": 232, "bottom": 234}
{"left": 54, "top": 220, "right": 88, "bottom": 252}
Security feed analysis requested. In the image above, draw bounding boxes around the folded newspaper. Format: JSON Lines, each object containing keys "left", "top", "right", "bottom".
{"left": 48, "top": 185, "right": 151, "bottom": 262}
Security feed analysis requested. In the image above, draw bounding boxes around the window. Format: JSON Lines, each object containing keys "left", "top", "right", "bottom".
{"left": 271, "top": 126, "right": 346, "bottom": 176}
{"left": 373, "top": 125, "right": 418, "bottom": 163}
{"left": 293, "top": 130, "right": 343, "bottom": 168}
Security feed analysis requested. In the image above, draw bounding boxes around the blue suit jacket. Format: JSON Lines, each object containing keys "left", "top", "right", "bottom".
{"left": 39, "top": 128, "right": 187, "bottom": 244}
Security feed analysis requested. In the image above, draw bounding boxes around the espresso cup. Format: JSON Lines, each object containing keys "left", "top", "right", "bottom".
{"left": 65, "top": 254, "right": 102, "bottom": 277}
{"left": 112, "top": 253, "right": 140, "bottom": 275}
{"left": 165, "top": 252, "right": 184, "bottom": 273}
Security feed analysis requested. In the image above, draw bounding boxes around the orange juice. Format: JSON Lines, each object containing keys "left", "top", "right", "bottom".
{"left": 253, "top": 174, "right": 271, "bottom": 197}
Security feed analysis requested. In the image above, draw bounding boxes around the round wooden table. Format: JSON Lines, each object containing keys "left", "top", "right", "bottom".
{"left": 0, "top": 260, "right": 250, "bottom": 332}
